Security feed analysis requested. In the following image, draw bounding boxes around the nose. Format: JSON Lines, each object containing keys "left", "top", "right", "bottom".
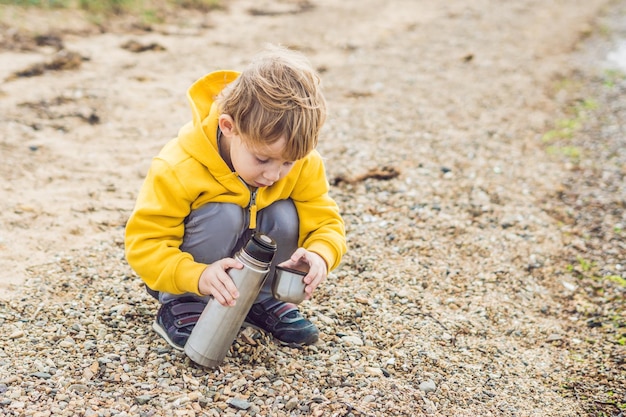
{"left": 264, "top": 165, "right": 281, "bottom": 182}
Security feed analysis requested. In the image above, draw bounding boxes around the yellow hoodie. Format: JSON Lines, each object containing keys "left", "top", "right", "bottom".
{"left": 125, "top": 71, "right": 346, "bottom": 295}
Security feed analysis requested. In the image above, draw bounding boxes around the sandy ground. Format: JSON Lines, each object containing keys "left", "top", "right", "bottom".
{"left": 0, "top": 0, "right": 624, "bottom": 416}
{"left": 0, "top": 0, "right": 610, "bottom": 298}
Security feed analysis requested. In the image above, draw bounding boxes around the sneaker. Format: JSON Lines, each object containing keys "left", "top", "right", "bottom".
{"left": 244, "top": 298, "right": 319, "bottom": 346}
{"left": 152, "top": 297, "right": 206, "bottom": 351}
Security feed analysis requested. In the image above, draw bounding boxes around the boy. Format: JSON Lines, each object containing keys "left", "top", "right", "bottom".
{"left": 124, "top": 45, "right": 346, "bottom": 351}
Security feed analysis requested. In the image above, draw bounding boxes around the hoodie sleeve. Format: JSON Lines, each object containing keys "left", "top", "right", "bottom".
{"left": 125, "top": 158, "right": 207, "bottom": 295}
{"left": 291, "top": 152, "right": 347, "bottom": 271}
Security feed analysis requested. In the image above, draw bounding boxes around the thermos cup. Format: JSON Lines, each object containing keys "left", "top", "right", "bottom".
{"left": 272, "top": 265, "right": 307, "bottom": 304}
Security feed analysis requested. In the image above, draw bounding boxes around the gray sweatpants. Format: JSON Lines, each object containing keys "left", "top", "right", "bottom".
{"left": 158, "top": 199, "right": 298, "bottom": 305}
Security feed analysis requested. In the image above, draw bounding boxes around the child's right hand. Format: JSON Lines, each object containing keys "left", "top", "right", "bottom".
{"left": 198, "top": 258, "right": 243, "bottom": 306}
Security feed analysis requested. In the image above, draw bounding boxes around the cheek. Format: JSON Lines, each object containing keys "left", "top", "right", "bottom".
{"left": 232, "top": 152, "right": 256, "bottom": 173}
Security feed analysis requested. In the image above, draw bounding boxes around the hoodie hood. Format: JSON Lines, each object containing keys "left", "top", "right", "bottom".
{"left": 178, "top": 70, "right": 240, "bottom": 170}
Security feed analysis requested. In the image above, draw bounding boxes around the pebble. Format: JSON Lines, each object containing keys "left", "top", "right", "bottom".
{"left": 419, "top": 380, "right": 437, "bottom": 394}
{"left": 136, "top": 395, "right": 153, "bottom": 405}
{"left": 546, "top": 333, "right": 563, "bottom": 342}
{"left": 68, "top": 384, "right": 89, "bottom": 394}
{"left": 317, "top": 314, "right": 335, "bottom": 326}
{"left": 340, "top": 336, "right": 363, "bottom": 346}
{"left": 227, "top": 398, "right": 251, "bottom": 410}
{"left": 365, "top": 366, "right": 383, "bottom": 376}
{"left": 423, "top": 397, "right": 437, "bottom": 414}
{"left": 59, "top": 337, "right": 76, "bottom": 348}
{"left": 83, "top": 340, "right": 98, "bottom": 350}
{"left": 285, "top": 397, "right": 299, "bottom": 410}
{"left": 9, "top": 330, "right": 24, "bottom": 340}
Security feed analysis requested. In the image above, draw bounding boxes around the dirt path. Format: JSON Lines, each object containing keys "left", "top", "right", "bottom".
{"left": 0, "top": 0, "right": 608, "bottom": 299}
{"left": 0, "top": 1, "right": 624, "bottom": 416}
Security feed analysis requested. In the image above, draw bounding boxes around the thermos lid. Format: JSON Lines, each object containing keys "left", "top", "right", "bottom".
{"left": 245, "top": 232, "right": 277, "bottom": 262}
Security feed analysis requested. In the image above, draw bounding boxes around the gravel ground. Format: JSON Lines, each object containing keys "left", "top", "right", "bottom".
{"left": 0, "top": 1, "right": 624, "bottom": 416}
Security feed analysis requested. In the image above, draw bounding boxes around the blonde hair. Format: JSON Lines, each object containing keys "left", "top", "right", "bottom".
{"left": 217, "top": 45, "right": 326, "bottom": 161}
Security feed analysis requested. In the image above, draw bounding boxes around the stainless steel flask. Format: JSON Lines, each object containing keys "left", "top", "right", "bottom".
{"left": 184, "top": 232, "right": 277, "bottom": 368}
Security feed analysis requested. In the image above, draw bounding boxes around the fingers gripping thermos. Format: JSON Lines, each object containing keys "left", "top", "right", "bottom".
{"left": 184, "top": 232, "right": 277, "bottom": 368}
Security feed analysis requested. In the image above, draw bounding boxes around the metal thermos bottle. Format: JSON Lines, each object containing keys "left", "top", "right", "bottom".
{"left": 184, "top": 232, "right": 277, "bottom": 368}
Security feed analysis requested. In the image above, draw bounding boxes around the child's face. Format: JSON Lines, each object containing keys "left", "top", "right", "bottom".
{"left": 230, "top": 134, "right": 296, "bottom": 188}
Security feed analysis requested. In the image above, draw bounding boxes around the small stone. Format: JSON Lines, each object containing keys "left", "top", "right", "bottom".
{"left": 501, "top": 216, "right": 518, "bottom": 229}
{"left": 110, "top": 304, "right": 131, "bottom": 315}
{"left": 546, "top": 333, "right": 562, "bottom": 342}
{"left": 9, "top": 330, "right": 24, "bottom": 340}
{"left": 9, "top": 400, "right": 26, "bottom": 409}
{"left": 83, "top": 368, "right": 95, "bottom": 380}
{"left": 423, "top": 397, "right": 437, "bottom": 414}
{"left": 227, "top": 398, "right": 251, "bottom": 410}
{"left": 136, "top": 395, "right": 153, "bottom": 405}
{"left": 285, "top": 397, "right": 298, "bottom": 410}
{"left": 365, "top": 367, "right": 383, "bottom": 376}
{"left": 340, "top": 336, "right": 363, "bottom": 346}
{"left": 31, "top": 372, "right": 52, "bottom": 380}
{"left": 317, "top": 314, "right": 335, "bottom": 326}
{"left": 68, "top": 384, "right": 89, "bottom": 394}
{"left": 59, "top": 338, "right": 76, "bottom": 348}
{"left": 354, "top": 296, "right": 370, "bottom": 305}
{"left": 419, "top": 380, "right": 437, "bottom": 394}
{"left": 82, "top": 340, "right": 96, "bottom": 350}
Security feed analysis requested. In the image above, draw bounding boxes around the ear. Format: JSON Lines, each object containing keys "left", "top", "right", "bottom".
{"left": 218, "top": 114, "right": 236, "bottom": 137}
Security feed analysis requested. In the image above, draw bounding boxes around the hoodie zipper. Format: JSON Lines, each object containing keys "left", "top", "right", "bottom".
{"left": 248, "top": 187, "right": 258, "bottom": 229}
{"left": 219, "top": 129, "right": 258, "bottom": 230}
{"left": 237, "top": 175, "right": 259, "bottom": 230}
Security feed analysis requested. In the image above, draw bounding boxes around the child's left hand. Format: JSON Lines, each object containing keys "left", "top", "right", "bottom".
{"left": 279, "top": 248, "right": 328, "bottom": 299}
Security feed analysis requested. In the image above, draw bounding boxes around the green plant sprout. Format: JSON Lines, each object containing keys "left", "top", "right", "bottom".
{"left": 602, "top": 68, "right": 625, "bottom": 88}
{"left": 577, "top": 256, "right": 594, "bottom": 272}
{"left": 606, "top": 275, "right": 626, "bottom": 287}
{"left": 546, "top": 145, "right": 581, "bottom": 160}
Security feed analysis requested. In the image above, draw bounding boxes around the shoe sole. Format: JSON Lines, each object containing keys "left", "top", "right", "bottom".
{"left": 152, "top": 320, "right": 185, "bottom": 352}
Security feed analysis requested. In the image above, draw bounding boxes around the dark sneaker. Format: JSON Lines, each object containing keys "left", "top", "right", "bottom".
{"left": 152, "top": 297, "right": 206, "bottom": 351}
{"left": 244, "top": 298, "right": 319, "bottom": 346}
